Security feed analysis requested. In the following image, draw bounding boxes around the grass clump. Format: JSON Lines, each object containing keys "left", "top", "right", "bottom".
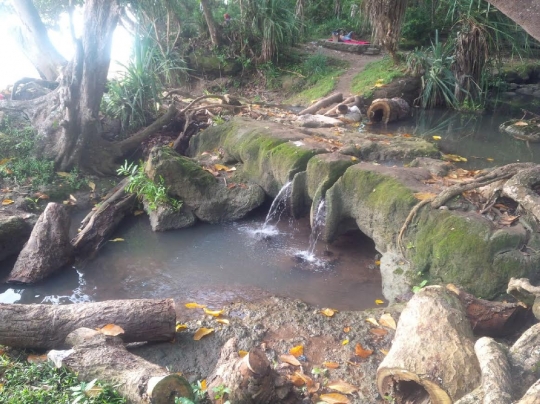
{"left": 0, "top": 353, "right": 126, "bottom": 404}
{"left": 351, "top": 56, "right": 405, "bottom": 97}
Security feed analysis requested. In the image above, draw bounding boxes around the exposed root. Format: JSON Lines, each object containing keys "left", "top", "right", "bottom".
{"left": 397, "top": 198, "right": 432, "bottom": 257}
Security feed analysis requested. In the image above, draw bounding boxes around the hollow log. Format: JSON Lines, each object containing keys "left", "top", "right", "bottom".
{"left": 50, "top": 327, "right": 193, "bottom": 404}
{"left": 206, "top": 338, "right": 296, "bottom": 403}
{"left": 7, "top": 202, "right": 73, "bottom": 284}
{"left": 474, "top": 337, "right": 513, "bottom": 404}
{"left": 516, "top": 379, "right": 540, "bottom": 404}
{"left": 298, "top": 93, "right": 343, "bottom": 115}
{"left": 0, "top": 298, "right": 175, "bottom": 349}
{"left": 71, "top": 177, "right": 136, "bottom": 256}
{"left": 509, "top": 323, "right": 540, "bottom": 398}
{"left": 377, "top": 285, "right": 480, "bottom": 403}
{"left": 446, "top": 284, "right": 530, "bottom": 337}
{"left": 367, "top": 97, "right": 410, "bottom": 124}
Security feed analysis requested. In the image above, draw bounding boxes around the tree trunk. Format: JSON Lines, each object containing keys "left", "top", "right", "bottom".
{"left": 200, "top": 0, "right": 220, "bottom": 47}
{"left": 7, "top": 202, "right": 73, "bottom": 284}
{"left": 377, "top": 285, "right": 481, "bottom": 403}
{"left": 485, "top": 0, "right": 540, "bottom": 43}
{"left": 50, "top": 327, "right": 193, "bottom": 404}
{"left": 11, "top": 0, "right": 67, "bottom": 81}
{"left": 0, "top": 299, "right": 176, "bottom": 349}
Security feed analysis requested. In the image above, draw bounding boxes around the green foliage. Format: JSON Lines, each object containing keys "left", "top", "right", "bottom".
{"left": 351, "top": 57, "right": 405, "bottom": 97}
{"left": 0, "top": 354, "right": 125, "bottom": 404}
{"left": 117, "top": 161, "right": 182, "bottom": 211}
{"left": 412, "top": 279, "right": 429, "bottom": 294}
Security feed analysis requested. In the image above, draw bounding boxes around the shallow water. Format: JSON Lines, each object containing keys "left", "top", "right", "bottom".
{"left": 0, "top": 210, "right": 383, "bottom": 314}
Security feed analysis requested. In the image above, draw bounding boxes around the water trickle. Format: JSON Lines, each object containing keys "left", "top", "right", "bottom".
{"left": 258, "top": 181, "right": 292, "bottom": 235}
{"left": 293, "top": 199, "right": 327, "bottom": 266}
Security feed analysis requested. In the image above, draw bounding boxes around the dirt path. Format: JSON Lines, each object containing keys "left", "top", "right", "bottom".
{"left": 302, "top": 43, "right": 384, "bottom": 97}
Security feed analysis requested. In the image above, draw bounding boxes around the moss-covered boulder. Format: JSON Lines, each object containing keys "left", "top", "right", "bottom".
{"left": 0, "top": 213, "right": 36, "bottom": 262}
{"left": 146, "top": 147, "right": 265, "bottom": 223}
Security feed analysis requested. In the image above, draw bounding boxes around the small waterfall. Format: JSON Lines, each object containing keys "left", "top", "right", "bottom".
{"left": 307, "top": 199, "right": 326, "bottom": 256}
{"left": 262, "top": 181, "right": 292, "bottom": 229}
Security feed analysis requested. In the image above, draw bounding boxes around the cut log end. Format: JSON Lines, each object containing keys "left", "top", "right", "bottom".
{"left": 378, "top": 369, "right": 452, "bottom": 404}
{"left": 148, "top": 375, "right": 193, "bottom": 404}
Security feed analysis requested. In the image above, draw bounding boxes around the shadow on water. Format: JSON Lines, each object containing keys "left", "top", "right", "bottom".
{"left": 0, "top": 207, "right": 382, "bottom": 315}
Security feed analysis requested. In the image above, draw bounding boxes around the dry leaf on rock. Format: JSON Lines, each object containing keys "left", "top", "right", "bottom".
{"left": 97, "top": 324, "right": 125, "bottom": 336}
{"left": 1, "top": 199, "right": 14, "bottom": 205}
{"left": 365, "top": 317, "right": 379, "bottom": 327}
{"left": 327, "top": 380, "right": 358, "bottom": 394}
{"left": 379, "top": 313, "right": 396, "bottom": 330}
{"left": 413, "top": 192, "right": 437, "bottom": 201}
{"left": 27, "top": 354, "right": 48, "bottom": 363}
{"left": 185, "top": 302, "right": 206, "bottom": 309}
{"left": 355, "top": 343, "right": 373, "bottom": 358}
{"left": 216, "top": 318, "right": 229, "bottom": 325}
{"left": 320, "top": 308, "right": 338, "bottom": 317}
{"left": 176, "top": 324, "right": 188, "bottom": 332}
{"left": 280, "top": 354, "right": 301, "bottom": 366}
{"left": 238, "top": 350, "right": 248, "bottom": 358}
{"left": 289, "top": 345, "right": 304, "bottom": 357}
{"left": 323, "top": 361, "right": 339, "bottom": 369}
{"left": 203, "top": 308, "right": 224, "bottom": 317}
{"left": 370, "top": 328, "right": 388, "bottom": 337}
{"left": 193, "top": 327, "right": 214, "bottom": 340}
{"left": 320, "top": 392, "right": 351, "bottom": 403}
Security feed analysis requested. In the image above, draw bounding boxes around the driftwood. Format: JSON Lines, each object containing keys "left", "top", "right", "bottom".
{"left": 321, "top": 95, "right": 362, "bottom": 115}
{"left": 298, "top": 93, "right": 343, "bottom": 115}
{"left": 50, "top": 327, "right": 193, "bottom": 404}
{"left": 377, "top": 286, "right": 480, "bottom": 403}
{"left": 7, "top": 202, "right": 73, "bottom": 284}
{"left": 0, "top": 299, "right": 176, "bottom": 349}
{"left": 516, "top": 379, "right": 540, "bottom": 404}
{"left": 474, "top": 337, "right": 513, "bottom": 404}
{"left": 367, "top": 97, "right": 410, "bottom": 124}
{"left": 446, "top": 284, "right": 530, "bottom": 337}
{"left": 71, "top": 177, "right": 136, "bottom": 255}
{"left": 206, "top": 338, "right": 296, "bottom": 403}
{"left": 507, "top": 277, "right": 540, "bottom": 319}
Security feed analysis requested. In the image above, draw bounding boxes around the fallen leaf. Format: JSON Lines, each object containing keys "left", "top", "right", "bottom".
{"left": 134, "top": 210, "right": 144, "bottom": 216}
{"left": 185, "top": 302, "right": 206, "bottom": 309}
{"left": 374, "top": 260, "right": 381, "bottom": 266}
{"left": 351, "top": 157, "right": 358, "bottom": 161}
{"left": 289, "top": 345, "right": 304, "bottom": 357}
{"left": 320, "top": 308, "right": 338, "bottom": 317}
{"left": 176, "top": 324, "right": 188, "bottom": 332}
{"left": 280, "top": 354, "right": 301, "bottom": 366}
{"left": 88, "top": 181, "right": 96, "bottom": 191}
{"left": 323, "top": 361, "right": 340, "bottom": 369}
{"left": 355, "top": 343, "right": 373, "bottom": 358}
{"left": 27, "top": 354, "right": 48, "bottom": 363}
{"left": 379, "top": 313, "right": 397, "bottom": 330}
{"left": 380, "top": 349, "right": 389, "bottom": 355}
{"left": 343, "top": 326, "right": 351, "bottom": 333}
{"left": 56, "top": 171, "right": 70, "bottom": 177}
{"left": 514, "top": 121, "right": 529, "bottom": 126}
{"left": 370, "top": 328, "right": 388, "bottom": 337}
{"left": 216, "top": 318, "right": 230, "bottom": 325}
{"left": 442, "top": 153, "right": 468, "bottom": 162}
{"left": 432, "top": 135, "right": 442, "bottom": 140}
{"left": 85, "top": 385, "right": 104, "bottom": 397}
{"left": 320, "top": 392, "right": 351, "bottom": 403}
{"left": 238, "top": 350, "right": 248, "bottom": 358}
{"left": 203, "top": 308, "right": 224, "bottom": 317}
{"left": 1, "top": 199, "right": 14, "bottom": 205}
{"left": 486, "top": 158, "right": 494, "bottom": 162}
{"left": 402, "top": 133, "right": 413, "bottom": 138}
{"left": 0, "top": 158, "right": 11, "bottom": 166}
{"left": 413, "top": 192, "right": 437, "bottom": 201}
{"left": 341, "top": 339, "right": 349, "bottom": 346}
{"left": 69, "top": 194, "right": 77, "bottom": 203}
{"left": 35, "top": 192, "right": 49, "bottom": 200}
{"left": 98, "top": 324, "right": 125, "bottom": 336}
{"left": 214, "top": 164, "right": 230, "bottom": 171}
{"left": 366, "top": 317, "right": 380, "bottom": 327}
{"left": 327, "top": 380, "right": 358, "bottom": 394}
{"left": 375, "top": 299, "right": 385, "bottom": 305}
{"left": 109, "top": 238, "right": 124, "bottom": 242}
{"left": 193, "top": 327, "right": 214, "bottom": 340}
{"left": 289, "top": 373, "right": 306, "bottom": 387}
{"left": 200, "top": 379, "right": 207, "bottom": 391}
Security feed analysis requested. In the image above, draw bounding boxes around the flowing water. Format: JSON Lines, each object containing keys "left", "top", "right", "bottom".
{"left": 0, "top": 208, "right": 382, "bottom": 315}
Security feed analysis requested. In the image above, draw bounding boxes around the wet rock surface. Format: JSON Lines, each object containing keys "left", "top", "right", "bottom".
{"left": 132, "top": 296, "right": 403, "bottom": 403}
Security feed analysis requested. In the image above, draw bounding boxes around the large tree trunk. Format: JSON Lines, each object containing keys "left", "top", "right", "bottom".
{"left": 485, "top": 0, "right": 540, "bottom": 43}
{"left": 200, "top": 0, "right": 220, "bottom": 47}
{"left": 0, "top": 299, "right": 176, "bottom": 349}
{"left": 11, "top": 0, "right": 67, "bottom": 81}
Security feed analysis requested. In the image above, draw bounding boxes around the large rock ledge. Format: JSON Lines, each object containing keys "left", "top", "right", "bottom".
{"left": 0, "top": 212, "right": 37, "bottom": 262}
{"left": 183, "top": 118, "right": 540, "bottom": 301}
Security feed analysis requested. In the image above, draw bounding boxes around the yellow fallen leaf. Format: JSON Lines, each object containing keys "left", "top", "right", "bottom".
{"left": 289, "top": 373, "right": 306, "bottom": 387}
{"left": 413, "top": 192, "right": 437, "bottom": 201}
{"left": 379, "top": 313, "right": 396, "bottom": 330}
{"left": 1, "top": 199, "right": 14, "bottom": 205}
{"left": 320, "top": 392, "right": 351, "bottom": 403}
{"left": 109, "top": 238, "right": 124, "bottom": 242}
{"left": 203, "top": 308, "right": 224, "bottom": 317}
{"left": 355, "top": 343, "right": 373, "bottom": 358}
{"left": 200, "top": 379, "right": 207, "bottom": 391}
{"left": 486, "top": 157, "right": 494, "bottom": 162}
{"left": 238, "top": 350, "right": 248, "bottom": 358}
{"left": 323, "top": 361, "right": 340, "bottom": 369}
{"left": 374, "top": 260, "right": 381, "bottom": 266}
{"left": 442, "top": 153, "right": 468, "bottom": 162}
{"left": 280, "top": 354, "right": 301, "bottom": 366}
{"left": 69, "top": 194, "right": 77, "bottom": 202}
{"left": 366, "top": 317, "right": 379, "bottom": 326}
{"left": 380, "top": 349, "right": 389, "bottom": 355}
{"left": 514, "top": 121, "right": 529, "bottom": 126}
{"left": 320, "top": 308, "right": 338, "bottom": 317}
{"left": 27, "top": 354, "right": 48, "bottom": 363}
{"left": 185, "top": 302, "right": 206, "bottom": 309}
{"left": 432, "top": 135, "right": 442, "bottom": 140}
{"left": 216, "top": 318, "right": 230, "bottom": 325}
{"left": 214, "top": 164, "right": 230, "bottom": 171}
{"left": 351, "top": 156, "right": 358, "bottom": 161}
{"left": 56, "top": 171, "right": 70, "bottom": 177}
{"left": 375, "top": 299, "right": 385, "bottom": 305}
{"left": 88, "top": 181, "right": 96, "bottom": 191}
{"left": 289, "top": 345, "right": 304, "bottom": 357}
{"left": 341, "top": 339, "right": 349, "bottom": 346}
{"left": 193, "top": 327, "right": 214, "bottom": 340}
{"left": 97, "top": 324, "right": 125, "bottom": 336}
{"left": 176, "top": 324, "right": 188, "bottom": 332}
{"left": 327, "top": 380, "right": 358, "bottom": 394}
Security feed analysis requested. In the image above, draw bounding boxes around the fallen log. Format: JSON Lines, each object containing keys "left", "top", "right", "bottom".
{"left": 206, "top": 338, "right": 296, "bottom": 403}
{"left": 298, "top": 93, "right": 343, "bottom": 115}
{"left": 71, "top": 177, "right": 136, "bottom": 256}
{"left": 50, "top": 327, "right": 193, "bottom": 404}
{"left": 499, "top": 119, "right": 540, "bottom": 142}
{"left": 0, "top": 299, "right": 176, "bottom": 349}
{"left": 377, "top": 285, "right": 480, "bottom": 403}
{"left": 474, "top": 337, "right": 513, "bottom": 404}
{"left": 7, "top": 202, "right": 73, "bottom": 284}
{"left": 367, "top": 97, "right": 410, "bottom": 124}
{"left": 516, "top": 379, "right": 540, "bottom": 404}
{"left": 509, "top": 323, "right": 540, "bottom": 398}
{"left": 446, "top": 284, "right": 530, "bottom": 337}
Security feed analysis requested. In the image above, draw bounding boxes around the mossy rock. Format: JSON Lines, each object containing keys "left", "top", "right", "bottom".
{"left": 411, "top": 210, "right": 539, "bottom": 298}
{"left": 0, "top": 214, "right": 36, "bottom": 262}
